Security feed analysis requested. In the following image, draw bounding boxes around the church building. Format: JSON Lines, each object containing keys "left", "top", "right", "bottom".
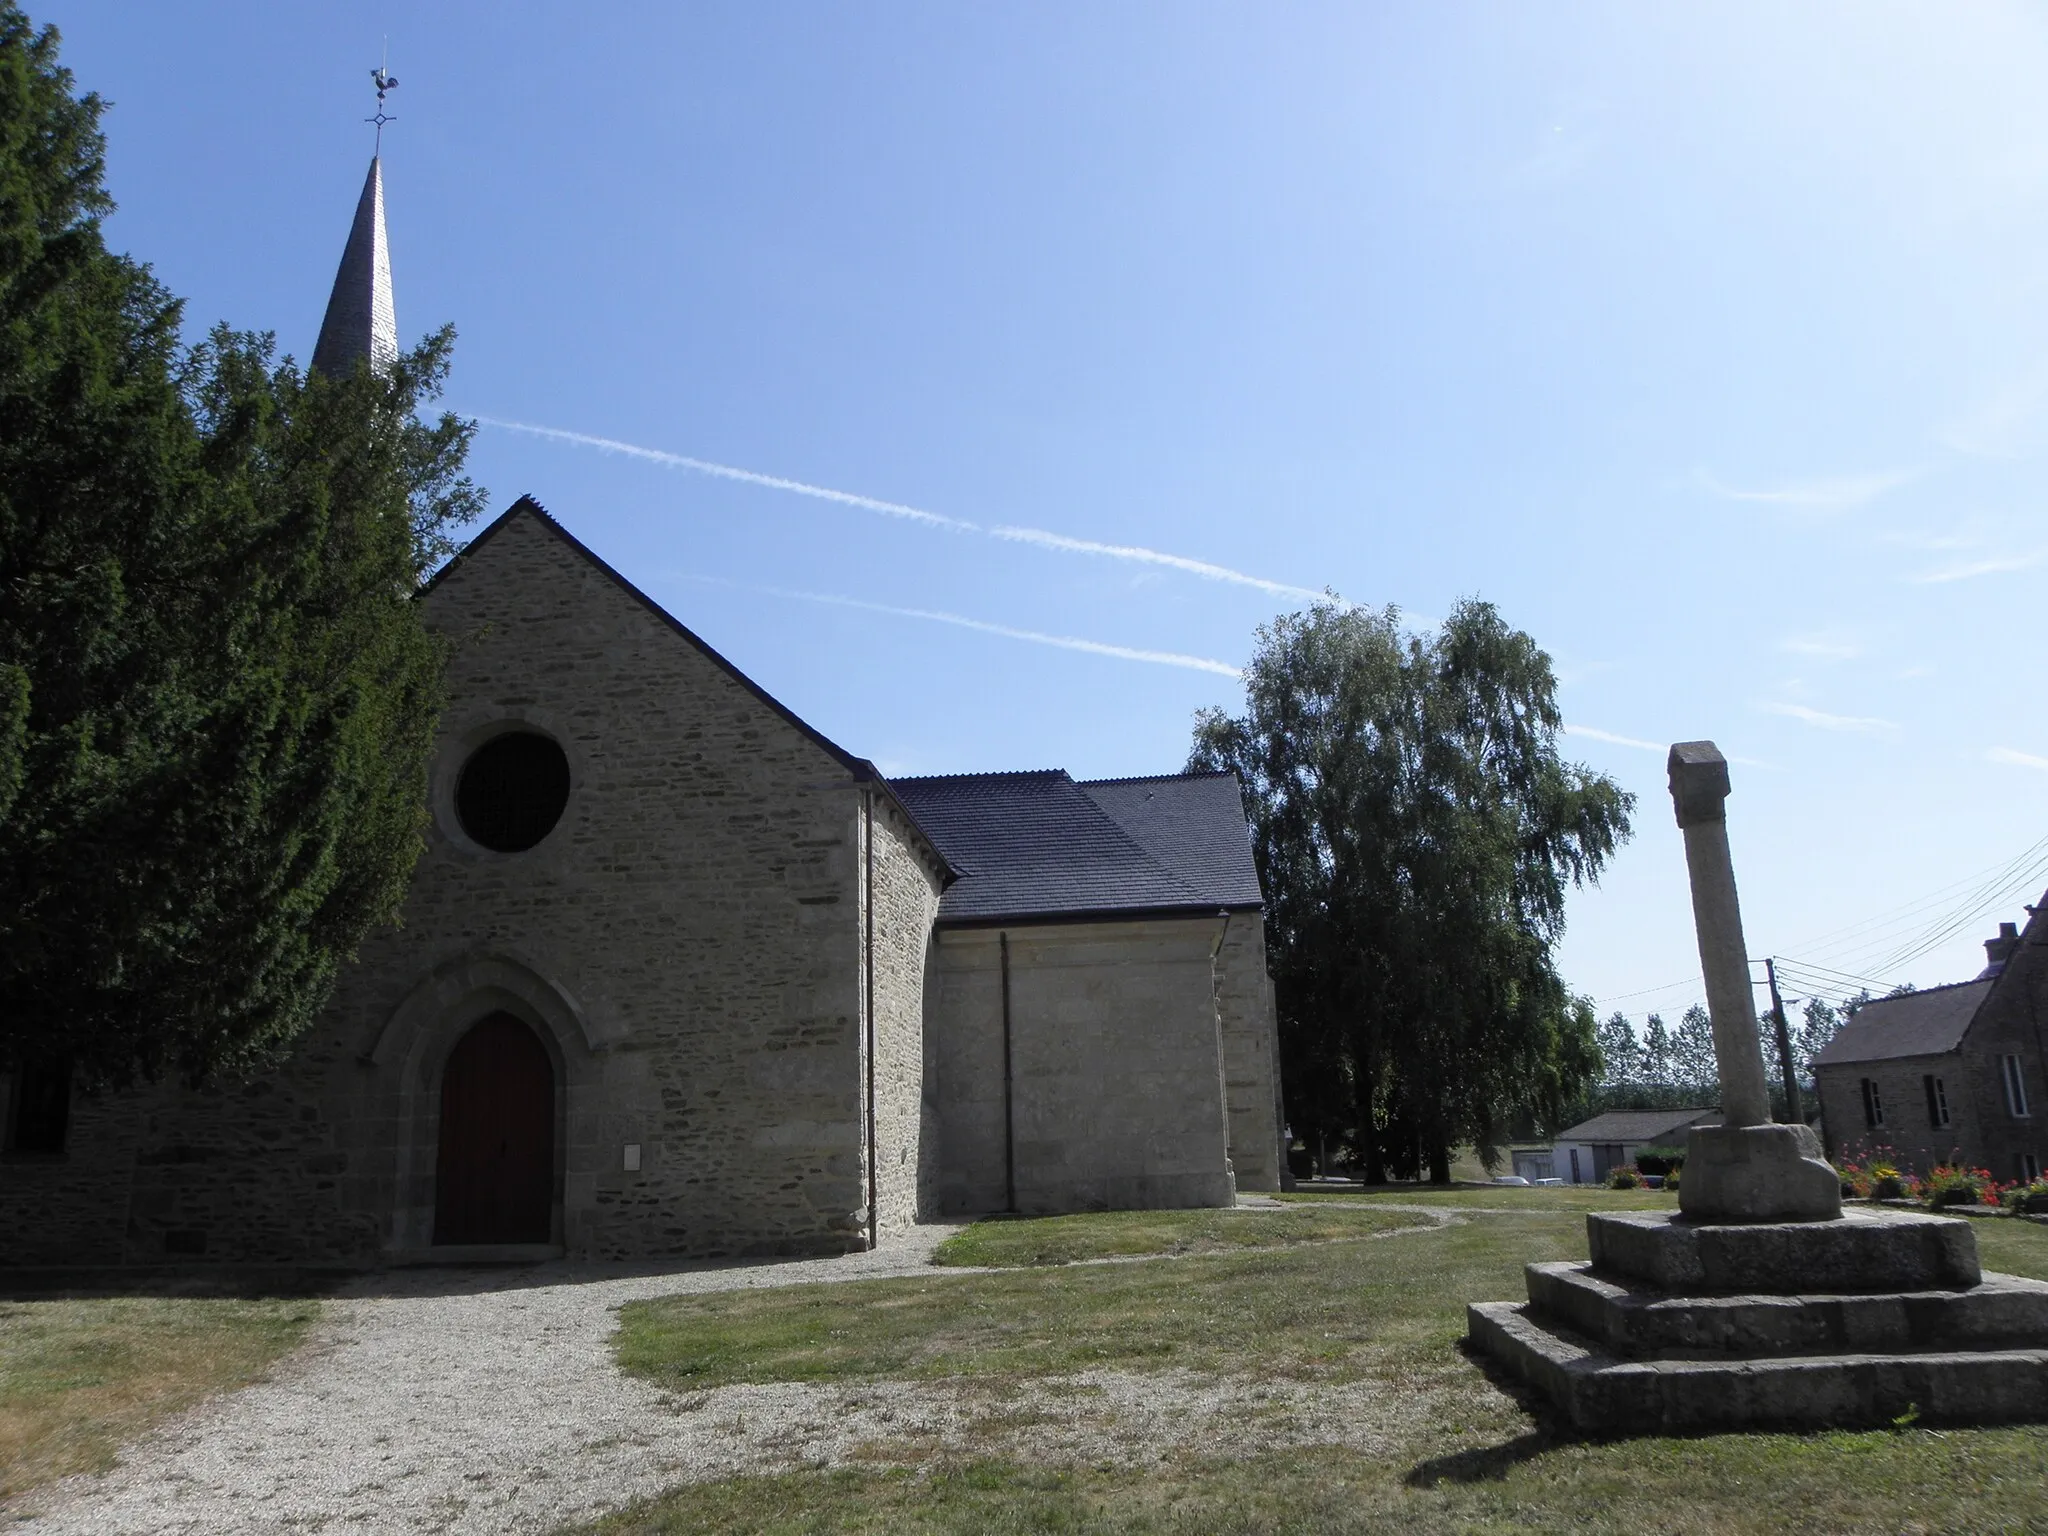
{"left": 0, "top": 152, "right": 1282, "bottom": 1266}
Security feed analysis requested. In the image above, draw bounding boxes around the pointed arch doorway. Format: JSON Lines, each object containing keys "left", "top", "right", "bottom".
{"left": 433, "top": 1012, "right": 556, "bottom": 1245}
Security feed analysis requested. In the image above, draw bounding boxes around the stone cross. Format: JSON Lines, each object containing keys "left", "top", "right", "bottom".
{"left": 1667, "top": 741, "right": 1841, "bottom": 1222}
{"left": 1667, "top": 741, "right": 1773, "bottom": 1128}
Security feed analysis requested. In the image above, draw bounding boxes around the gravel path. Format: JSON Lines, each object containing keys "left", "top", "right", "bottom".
{"left": 6, "top": 1211, "right": 1465, "bottom": 1535}
{"left": 9, "top": 1230, "right": 973, "bottom": 1535}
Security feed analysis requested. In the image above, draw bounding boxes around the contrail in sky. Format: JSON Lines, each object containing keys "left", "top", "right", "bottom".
{"left": 478, "top": 417, "right": 1322, "bottom": 600}
{"left": 989, "top": 526, "right": 1325, "bottom": 602}
{"left": 674, "top": 574, "right": 1242, "bottom": 678}
{"left": 476, "top": 418, "right": 971, "bottom": 530}
{"left": 1564, "top": 724, "right": 1663, "bottom": 753}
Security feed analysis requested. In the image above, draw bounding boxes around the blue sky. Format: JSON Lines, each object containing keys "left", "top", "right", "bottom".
{"left": 37, "top": 2, "right": 2048, "bottom": 1025}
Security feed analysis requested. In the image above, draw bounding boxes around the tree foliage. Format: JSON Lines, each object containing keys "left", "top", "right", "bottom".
{"left": 0, "top": 6, "right": 482, "bottom": 1084}
{"left": 1191, "top": 598, "right": 1634, "bottom": 1182}
{"left": 1596, "top": 1010, "right": 1643, "bottom": 1085}
{"left": 1795, "top": 996, "right": 1845, "bottom": 1078}
{"left": 1670, "top": 1004, "right": 1718, "bottom": 1093}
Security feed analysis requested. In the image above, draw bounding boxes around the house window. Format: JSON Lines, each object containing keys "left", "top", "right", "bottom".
{"left": 2020, "top": 1152, "right": 2043, "bottom": 1183}
{"left": 1924, "top": 1075, "right": 1950, "bottom": 1128}
{"left": 1861, "top": 1078, "right": 1884, "bottom": 1128}
{"left": 5, "top": 1060, "right": 71, "bottom": 1154}
{"left": 1569, "top": 1147, "right": 1582, "bottom": 1184}
{"left": 2001, "top": 1055, "right": 2031, "bottom": 1119}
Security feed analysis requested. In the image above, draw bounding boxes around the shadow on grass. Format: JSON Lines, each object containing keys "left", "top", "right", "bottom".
{"left": 0, "top": 1267, "right": 345, "bottom": 1302}
{"left": 1405, "top": 1428, "right": 1560, "bottom": 1487}
{"left": 1403, "top": 1336, "right": 1582, "bottom": 1487}
{"left": 0, "top": 1243, "right": 924, "bottom": 1303}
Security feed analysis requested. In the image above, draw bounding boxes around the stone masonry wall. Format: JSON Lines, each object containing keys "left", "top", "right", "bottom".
{"left": 1215, "top": 915, "right": 1281, "bottom": 1191}
{"left": 2, "top": 1076, "right": 161, "bottom": 1267}
{"left": 1953, "top": 930, "right": 2048, "bottom": 1183}
{"left": 926, "top": 917, "right": 1236, "bottom": 1216}
{"left": 1815, "top": 1053, "right": 1976, "bottom": 1174}
{"left": 865, "top": 792, "right": 943, "bottom": 1233}
{"left": 2, "top": 507, "right": 886, "bottom": 1265}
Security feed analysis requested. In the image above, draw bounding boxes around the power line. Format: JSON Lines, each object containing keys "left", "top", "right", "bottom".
{"left": 1770, "top": 956, "right": 1891, "bottom": 994}
{"left": 1860, "top": 850, "right": 2048, "bottom": 978}
{"left": 1781, "top": 834, "right": 2048, "bottom": 956}
{"left": 1593, "top": 838, "right": 2046, "bottom": 1018}
{"left": 1786, "top": 831, "right": 2048, "bottom": 973}
{"left": 1594, "top": 974, "right": 1703, "bottom": 1006}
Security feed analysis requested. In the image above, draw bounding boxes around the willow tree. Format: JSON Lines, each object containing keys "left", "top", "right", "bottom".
{"left": 0, "top": 5, "right": 481, "bottom": 1084}
{"left": 1191, "top": 599, "right": 1633, "bottom": 1182}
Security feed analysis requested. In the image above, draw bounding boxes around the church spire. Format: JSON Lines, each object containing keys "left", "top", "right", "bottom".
{"left": 312, "top": 67, "right": 399, "bottom": 378}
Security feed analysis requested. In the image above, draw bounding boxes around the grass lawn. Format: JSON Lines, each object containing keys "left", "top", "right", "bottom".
{"left": 0, "top": 1291, "right": 320, "bottom": 1498}
{"left": 592, "top": 1206, "right": 2048, "bottom": 1535}
{"left": 931, "top": 1205, "right": 1422, "bottom": 1267}
{"left": 566, "top": 1430, "right": 2048, "bottom": 1535}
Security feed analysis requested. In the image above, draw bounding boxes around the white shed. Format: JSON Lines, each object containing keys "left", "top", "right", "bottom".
{"left": 1551, "top": 1107, "right": 1720, "bottom": 1185}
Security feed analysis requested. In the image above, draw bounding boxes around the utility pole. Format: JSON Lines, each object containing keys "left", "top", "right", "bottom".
{"left": 1764, "top": 957, "right": 1803, "bottom": 1126}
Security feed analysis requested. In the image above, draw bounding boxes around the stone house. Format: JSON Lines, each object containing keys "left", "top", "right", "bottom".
{"left": 1812, "top": 914, "right": 2048, "bottom": 1184}
{"left": 0, "top": 153, "right": 1282, "bottom": 1267}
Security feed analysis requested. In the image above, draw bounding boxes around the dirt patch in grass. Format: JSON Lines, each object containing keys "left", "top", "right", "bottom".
{"left": 931, "top": 1205, "right": 1421, "bottom": 1267}
{"left": 0, "top": 1292, "right": 319, "bottom": 1498}
{"left": 592, "top": 1207, "right": 2048, "bottom": 1535}
{"left": 615, "top": 1212, "right": 1570, "bottom": 1392}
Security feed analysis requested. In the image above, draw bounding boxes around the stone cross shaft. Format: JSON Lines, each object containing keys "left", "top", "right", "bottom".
{"left": 1667, "top": 741, "right": 1773, "bottom": 1129}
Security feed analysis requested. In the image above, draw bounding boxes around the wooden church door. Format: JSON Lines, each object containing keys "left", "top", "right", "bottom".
{"left": 433, "top": 1012, "right": 556, "bottom": 1244}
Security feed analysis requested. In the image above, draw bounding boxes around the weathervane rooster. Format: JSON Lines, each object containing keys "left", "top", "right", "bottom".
{"left": 368, "top": 62, "right": 399, "bottom": 151}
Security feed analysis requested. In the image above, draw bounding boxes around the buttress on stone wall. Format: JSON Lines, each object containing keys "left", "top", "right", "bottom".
{"left": 922, "top": 915, "right": 1279, "bottom": 1217}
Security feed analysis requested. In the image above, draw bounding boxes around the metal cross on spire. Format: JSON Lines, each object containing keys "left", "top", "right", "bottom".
{"left": 367, "top": 47, "right": 399, "bottom": 154}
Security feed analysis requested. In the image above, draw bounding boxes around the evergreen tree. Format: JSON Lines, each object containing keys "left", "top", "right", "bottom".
{"left": 1671, "top": 1003, "right": 1720, "bottom": 1094}
{"left": 1596, "top": 1010, "right": 1642, "bottom": 1085}
{"left": 1640, "top": 1012, "right": 1673, "bottom": 1084}
{"left": 1190, "top": 598, "right": 1634, "bottom": 1183}
{"left": 1794, "top": 996, "right": 1844, "bottom": 1078}
{"left": 0, "top": 6, "right": 481, "bottom": 1084}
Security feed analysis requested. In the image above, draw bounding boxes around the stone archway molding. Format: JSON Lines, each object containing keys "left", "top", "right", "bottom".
{"left": 365, "top": 950, "right": 625, "bottom": 1071}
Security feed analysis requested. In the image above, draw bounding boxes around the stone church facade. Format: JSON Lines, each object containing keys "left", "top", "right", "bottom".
{"left": 1, "top": 151, "right": 1282, "bottom": 1267}
{"left": 2, "top": 501, "right": 1283, "bottom": 1266}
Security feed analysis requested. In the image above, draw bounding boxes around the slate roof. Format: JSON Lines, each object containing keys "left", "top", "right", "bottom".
{"left": 1553, "top": 1108, "right": 1721, "bottom": 1144}
{"left": 312, "top": 157, "right": 398, "bottom": 377}
{"left": 1810, "top": 979, "right": 1992, "bottom": 1068}
{"left": 887, "top": 769, "right": 1264, "bottom": 925}
{"left": 1078, "top": 774, "right": 1266, "bottom": 910}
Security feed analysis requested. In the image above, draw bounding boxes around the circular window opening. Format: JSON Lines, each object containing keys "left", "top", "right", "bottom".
{"left": 455, "top": 731, "right": 570, "bottom": 852}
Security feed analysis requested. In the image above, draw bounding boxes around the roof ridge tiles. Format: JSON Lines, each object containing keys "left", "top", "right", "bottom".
{"left": 1854, "top": 976, "right": 1991, "bottom": 999}
{"left": 885, "top": 769, "right": 1070, "bottom": 785}
{"left": 1077, "top": 770, "right": 1237, "bottom": 787}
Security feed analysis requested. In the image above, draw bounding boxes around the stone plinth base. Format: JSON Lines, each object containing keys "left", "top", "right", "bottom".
{"left": 1469, "top": 1300, "right": 2048, "bottom": 1432}
{"left": 1680, "top": 1122, "right": 1842, "bottom": 1223}
{"left": 1588, "top": 1207, "right": 1980, "bottom": 1294}
{"left": 1467, "top": 1209, "right": 2048, "bottom": 1433}
{"left": 1525, "top": 1261, "right": 2048, "bottom": 1357}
